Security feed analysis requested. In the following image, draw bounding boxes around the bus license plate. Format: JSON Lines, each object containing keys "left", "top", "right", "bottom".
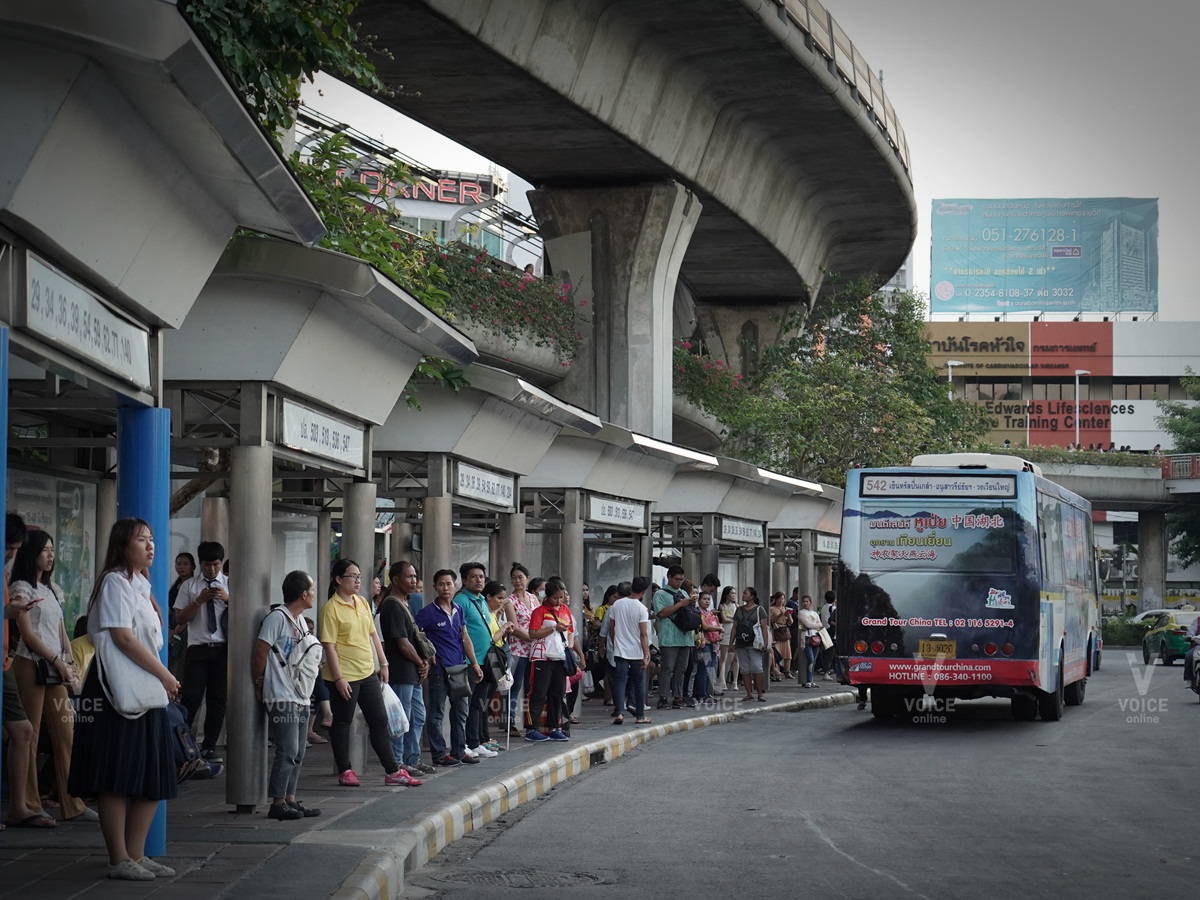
{"left": 918, "top": 640, "right": 956, "bottom": 659}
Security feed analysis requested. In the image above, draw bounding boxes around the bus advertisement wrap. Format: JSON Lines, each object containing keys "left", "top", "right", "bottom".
{"left": 930, "top": 198, "right": 1159, "bottom": 315}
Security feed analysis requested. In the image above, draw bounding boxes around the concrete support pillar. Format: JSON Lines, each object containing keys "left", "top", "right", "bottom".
{"left": 96, "top": 477, "right": 117, "bottom": 554}
{"left": 201, "top": 496, "right": 230, "bottom": 548}
{"left": 317, "top": 509, "right": 333, "bottom": 595}
{"left": 700, "top": 514, "right": 719, "bottom": 586}
{"left": 423, "top": 496, "right": 454, "bottom": 577}
{"left": 634, "top": 533, "right": 654, "bottom": 581}
{"left": 561, "top": 491, "right": 586, "bottom": 625}
{"left": 754, "top": 545, "right": 772, "bottom": 597}
{"left": 342, "top": 481, "right": 377, "bottom": 576}
{"left": 683, "top": 550, "right": 700, "bottom": 581}
{"left": 772, "top": 540, "right": 792, "bottom": 602}
{"left": 1138, "top": 511, "right": 1167, "bottom": 611}
{"left": 225, "top": 445, "right": 273, "bottom": 811}
{"left": 798, "top": 537, "right": 817, "bottom": 601}
{"left": 499, "top": 512, "right": 527, "bottom": 573}
{"left": 529, "top": 181, "right": 702, "bottom": 440}
{"left": 389, "top": 517, "right": 414, "bottom": 571}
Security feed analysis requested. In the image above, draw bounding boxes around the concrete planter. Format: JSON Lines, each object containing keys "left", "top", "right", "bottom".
{"left": 460, "top": 323, "right": 568, "bottom": 386}
{"left": 672, "top": 394, "right": 723, "bottom": 452}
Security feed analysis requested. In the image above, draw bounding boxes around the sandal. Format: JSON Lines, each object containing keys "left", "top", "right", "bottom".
{"left": 5, "top": 813, "right": 57, "bottom": 829}
{"left": 742, "top": 695, "right": 754, "bottom": 701}
{"left": 613, "top": 716, "right": 624, "bottom": 725}
{"left": 634, "top": 718, "right": 653, "bottom": 724}
{"left": 307, "top": 733, "right": 328, "bottom": 744}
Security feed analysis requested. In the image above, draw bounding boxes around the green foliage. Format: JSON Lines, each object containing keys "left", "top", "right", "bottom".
{"left": 956, "top": 443, "right": 1160, "bottom": 468}
{"left": 672, "top": 342, "right": 748, "bottom": 419}
{"left": 674, "top": 282, "right": 993, "bottom": 486}
{"left": 438, "top": 245, "right": 582, "bottom": 361}
{"left": 1157, "top": 370, "right": 1200, "bottom": 567}
{"left": 1101, "top": 617, "right": 1152, "bottom": 647}
{"left": 183, "top": 0, "right": 387, "bottom": 144}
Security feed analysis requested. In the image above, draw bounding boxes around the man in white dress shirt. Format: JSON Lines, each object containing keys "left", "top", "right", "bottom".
{"left": 172, "top": 541, "right": 229, "bottom": 761}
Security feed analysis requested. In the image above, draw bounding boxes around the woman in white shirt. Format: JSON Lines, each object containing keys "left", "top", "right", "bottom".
{"left": 69, "top": 519, "right": 181, "bottom": 882}
{"left": 10, "top": 531, "right": 91, "bottom": 823}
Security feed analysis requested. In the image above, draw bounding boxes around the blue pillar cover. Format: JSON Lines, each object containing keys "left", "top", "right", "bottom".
{"left": 116, "top": 405, "right": 171, "bottom": 856}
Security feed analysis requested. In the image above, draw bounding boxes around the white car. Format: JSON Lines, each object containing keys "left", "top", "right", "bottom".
{"left": 1130, "top": 606, "right": 1196, "bottom": 624}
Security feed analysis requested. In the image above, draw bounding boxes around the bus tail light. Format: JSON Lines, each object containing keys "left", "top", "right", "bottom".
{"left": 870, "top": 641, "right": 884, "bottom": 654}
{"left": 854, "top": 640, "right": 868, "bottom": 653}
{"left": 1001, "top": 643, "right": 1015, "bottom": 656}
{"left": 983, "top": 642, "right": 997, "bottom": 655}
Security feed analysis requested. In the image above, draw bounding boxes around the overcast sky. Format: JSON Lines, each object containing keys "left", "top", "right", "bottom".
{"left": 827, "top": 0, "right": 1198, "bottom": 320}
{"left": 308, "top": 1, "right": 1197, "bottom": 320}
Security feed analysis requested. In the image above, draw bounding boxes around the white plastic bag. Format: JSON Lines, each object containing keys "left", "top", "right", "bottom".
{"left": 383, "top": 683, "right": 409, "bottom": 737}
{"left": 581, "top": 670, "right": 595, "bottom": 694}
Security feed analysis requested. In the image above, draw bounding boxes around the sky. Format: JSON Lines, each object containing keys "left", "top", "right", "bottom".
{"left": 827, "top": 0, "right": 1199, "bottom": 320}
{"left": 305, "top": 1, "right": 1199, "bottom": 320}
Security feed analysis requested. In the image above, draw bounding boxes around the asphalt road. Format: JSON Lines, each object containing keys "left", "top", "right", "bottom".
{"left": 405, "top": 654, "right": 1197, "bottom": 900}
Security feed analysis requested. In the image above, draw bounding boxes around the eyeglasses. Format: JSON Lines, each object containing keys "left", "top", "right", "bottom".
{"left": 340, "top": 574, "right": 363, "bottom": 582}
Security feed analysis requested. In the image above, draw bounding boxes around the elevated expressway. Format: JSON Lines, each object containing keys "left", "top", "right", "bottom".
{"left": 1042, "top": 459, "right": 1200, "bottom": 608}
{"left": 353, "top": 0, "right": 917, "bottom": 439}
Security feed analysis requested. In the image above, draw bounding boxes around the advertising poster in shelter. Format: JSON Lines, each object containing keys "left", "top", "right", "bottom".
{"left": 6, "top": 468, "right": 96, "bottom": 631}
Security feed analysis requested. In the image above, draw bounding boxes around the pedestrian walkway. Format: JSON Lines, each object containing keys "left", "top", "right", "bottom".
{"left": 1, "top": 679, "right": 854, "bottom": 899}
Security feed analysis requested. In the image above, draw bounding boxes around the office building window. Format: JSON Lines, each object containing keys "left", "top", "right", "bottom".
{"left": 964, "top": 380, "right": 1022, "bottom": 401}
{"left": 1112, "top": 380, "right": 1168, "bottom": 400}
{"left": 1033, "top": 381, "right": 1089, "bottom": 401}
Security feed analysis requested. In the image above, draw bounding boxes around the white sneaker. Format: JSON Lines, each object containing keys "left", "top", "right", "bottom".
{"left": 470, "top": 745, "right": 498, "bottom": 758}
{"left": 462, "top": 746, "right": 479, "bottom": 758}
{"left": 137, "top": 857, "right": 176, "bottom": 878}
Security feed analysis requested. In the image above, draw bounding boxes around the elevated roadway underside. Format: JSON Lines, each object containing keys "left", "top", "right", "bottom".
{"left": 354, "top": 0, "right": 916, "bottom": 307}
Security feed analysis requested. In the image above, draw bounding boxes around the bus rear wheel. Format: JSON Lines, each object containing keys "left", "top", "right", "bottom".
{"left": 1065, "top": 676, "right": 1086, "bottom": 706}
{"left": 1011, "top": 695, "right": 1038, "bottom": 721}
{"left": 1038, "top": 656, "right": 1066, "bottom": 721}
{"left": 870, "top": 688, "right": 902, "bottom": 720}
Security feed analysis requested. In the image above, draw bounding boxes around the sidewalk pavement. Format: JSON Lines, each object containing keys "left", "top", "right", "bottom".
{"left": 1, "top": 677, "right": 854, "bottom": 900}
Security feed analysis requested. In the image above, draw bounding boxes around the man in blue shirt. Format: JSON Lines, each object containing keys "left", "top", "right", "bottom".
{"left": 415, "top": 570, "right": 481, "bottom": 766}
{"left": 453, "top": 562, "right": 497, "bottom": 759}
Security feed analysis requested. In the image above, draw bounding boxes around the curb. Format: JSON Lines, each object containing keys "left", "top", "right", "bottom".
{"left": 325, "top": 691, "right": 855, "bottom": 900}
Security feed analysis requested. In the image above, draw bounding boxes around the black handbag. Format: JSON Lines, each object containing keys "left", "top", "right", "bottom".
{"left": 484, "top": 644, "right": 509, "bottom": 684}
{"left": 444, "top": 663, "right": 472, "bottom": 700}
{"left": 562, "top": 645, "right": 579, "bottom": 677}
{"left": 35, "top": 657, "right": 63, "bottom": 686}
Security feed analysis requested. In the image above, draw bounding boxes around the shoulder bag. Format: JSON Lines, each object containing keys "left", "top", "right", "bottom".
{"left": 444, "top": 662, "right": 472, "bottom": 700}
{"left": 93, "top": 628, "right": 169, "bottom": 719}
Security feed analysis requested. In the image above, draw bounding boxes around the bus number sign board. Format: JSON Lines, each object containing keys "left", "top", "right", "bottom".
{"left": 861, "top": 474, "right": 1016, "bottom": 499}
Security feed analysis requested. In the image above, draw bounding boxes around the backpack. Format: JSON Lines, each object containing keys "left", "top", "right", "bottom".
{"left": 396, "top": 597, "right": 437, "bottom": 661}
{"left": 667, "top": 591, "right": 702, "bottom": 632}
{"left": 267, "top": 606, "right": 323, "bottom": 698}
{"left": 735, "top": 609, "right": 759, "bottom": 647}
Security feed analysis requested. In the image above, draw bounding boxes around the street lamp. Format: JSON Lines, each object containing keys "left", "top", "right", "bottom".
{"left": 1074, "top": 369, "right": 1091, "bottom": 447}
{"left": 946, "top": 360, "right": 965, "bottom": 401}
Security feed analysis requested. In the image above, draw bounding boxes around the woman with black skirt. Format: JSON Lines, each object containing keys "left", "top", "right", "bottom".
{"left": 69, "top": 518, "right": 180, "bottom": 881}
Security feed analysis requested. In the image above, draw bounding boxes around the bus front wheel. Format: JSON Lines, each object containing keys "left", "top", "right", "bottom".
{"left": 1038, "top": 656, "right": 1066, "bottom": 721}
{"left": 1011, "top": 695, "right": 1038, "bottom": 721}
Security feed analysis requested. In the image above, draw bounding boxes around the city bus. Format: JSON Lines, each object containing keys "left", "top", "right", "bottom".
{"left": 836, "top": 453, "right": 1099, "bottom": 722}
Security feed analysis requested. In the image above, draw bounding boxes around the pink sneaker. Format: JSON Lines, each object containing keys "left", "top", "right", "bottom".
{"left": 385, "top": 768, "right": 423, "bottom": 787}
{"left": 338, "top": 769, "right": 361, "bottom": 786}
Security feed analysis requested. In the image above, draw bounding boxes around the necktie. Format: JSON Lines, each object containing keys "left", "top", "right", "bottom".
{"left": 205, "top": 582, "right": 218, "bottom": 635}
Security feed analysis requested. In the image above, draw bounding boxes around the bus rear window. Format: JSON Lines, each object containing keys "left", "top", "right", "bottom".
{"left": 859, "top": 502, "right": 1017, "bottom": 573}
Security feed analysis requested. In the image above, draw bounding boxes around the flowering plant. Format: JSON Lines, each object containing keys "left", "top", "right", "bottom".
{"left": 437, "top": 244, "right": 582, "bottom": 361}
{"left": 672, "top": 341, "right": 746, "bottom": 420}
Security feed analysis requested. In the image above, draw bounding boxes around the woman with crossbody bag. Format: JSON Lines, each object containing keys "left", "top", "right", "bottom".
{"left": 796, "top": 595, "right": 823, "bottom": 689}
{"left": 10, "top": 530, "right": 93, "bottom": 824}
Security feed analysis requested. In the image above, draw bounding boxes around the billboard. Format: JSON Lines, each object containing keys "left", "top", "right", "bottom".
{"left": 930, "top": 198, "right": 1158, "bottom": 315}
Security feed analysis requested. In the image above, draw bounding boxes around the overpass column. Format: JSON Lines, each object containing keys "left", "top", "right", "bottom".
{"left": 1138, "top": 511, "right": 1167, "bottom": 611}
{"left": 529, "top": 181, "right": 702, "bottom": 441}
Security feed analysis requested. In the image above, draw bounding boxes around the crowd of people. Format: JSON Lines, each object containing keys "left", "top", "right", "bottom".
{"left": 3, "top": 516, "right": 845, "bottom": 881}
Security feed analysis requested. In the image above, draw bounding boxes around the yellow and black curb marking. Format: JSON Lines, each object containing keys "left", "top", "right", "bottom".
{"left": 327, "top": 692, "right": 854, "bottom": 899}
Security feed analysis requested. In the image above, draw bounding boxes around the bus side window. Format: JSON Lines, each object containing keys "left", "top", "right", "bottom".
{"left": 1038, "top": 491, "right": 1065, "bottom": 589}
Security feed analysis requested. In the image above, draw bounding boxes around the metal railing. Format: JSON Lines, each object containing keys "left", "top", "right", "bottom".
{"left": 1162, "top": 454, "right": 1200, "bottom": 479}
{"left": 774, "top": 0, "right": 911, "bottom": 178}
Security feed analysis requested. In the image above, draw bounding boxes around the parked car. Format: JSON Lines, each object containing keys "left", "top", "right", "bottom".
{"left": 1130, "top": 608, "right": 1186, "bottom": 624}
{"left": 1141, "top": 611, "right": 1200, "bottom": 665}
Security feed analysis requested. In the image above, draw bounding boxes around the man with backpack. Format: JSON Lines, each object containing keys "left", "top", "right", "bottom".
{"left": 653, "top": 566, "right": 696, "bottom": 710}
{"left": 252, "top": 570, "right": 323, "bottom": 821}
